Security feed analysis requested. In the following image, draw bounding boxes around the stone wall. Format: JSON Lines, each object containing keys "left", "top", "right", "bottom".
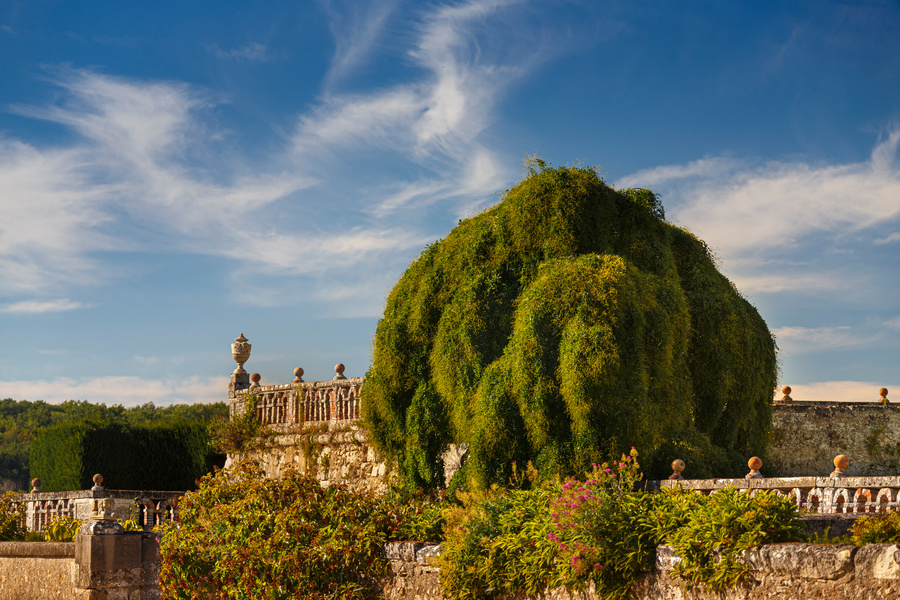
{"left": 0, "top": 542, "right": 74, "bottom": 600}
{"left": 237, "top": 421, "right": 396, "bottom": 494}
{"left": 382, "top": 541, "right": 900, "bottom": 600}
{"left": 0, "top": 529, "right": 161, "bottom": 600}
{"left": 771, "top": 402, "right": 900, "bottom": 476}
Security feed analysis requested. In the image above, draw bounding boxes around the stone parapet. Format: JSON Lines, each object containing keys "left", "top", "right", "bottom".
{"left": 771, "top": 401, "right": 900, "bottom": 476}
{"left": 382, "top": 542, "right": 900, "bottom": 600}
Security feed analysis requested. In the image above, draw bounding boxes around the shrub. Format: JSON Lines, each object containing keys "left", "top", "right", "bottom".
{"left": 208, "top": 394, "right": 275, "bottom": 456}
{"left": 438, "top": 478, "right": 562, "bottom": 600}
{"left": 45, "top": 515, "right": 81, "bottom": 542}
{"left": 0, "top": 491, "right": 24, "bottom": 541}
{"left": 363, "top": 161, "right": 776, "bottom": 489}
{"left": 159, "top": 459, "right": 395, "bottom": 600}
{"left": 850, "top": 512, "right": 900, "bottom": 545}
{"left": 666, "top": 488, "right": 804, "bottom": 590}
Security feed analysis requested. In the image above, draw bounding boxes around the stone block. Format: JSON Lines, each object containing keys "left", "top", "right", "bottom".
{"left": 74, "top": 532, "right": 142, "bottom": 589}
{"left": 855, "top": 544, "right": 900, "bottom": 579}
{"left": 745, "top": 544, "right": 855, "bottom": 579}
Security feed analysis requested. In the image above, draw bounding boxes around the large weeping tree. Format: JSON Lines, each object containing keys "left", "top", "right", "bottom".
{"left": 362, "top": 161, "right": 776, "bottom": 489}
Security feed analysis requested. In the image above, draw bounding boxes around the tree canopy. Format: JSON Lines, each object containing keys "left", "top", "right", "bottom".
{"left": 362, "top": 161, "right": 776, "bottom": 489}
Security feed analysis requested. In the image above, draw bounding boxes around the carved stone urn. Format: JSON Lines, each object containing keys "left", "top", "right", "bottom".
{"left": 232, "top": 333, "right": 252, "bottom": 374}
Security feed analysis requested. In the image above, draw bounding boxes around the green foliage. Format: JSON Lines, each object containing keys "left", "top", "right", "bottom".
{"left": 45, "top": 515, "right": 82, "bottom": 542}
{"left": 850, "top": 512, "right": 900, "bottom": 545}
{"left": 438, "top": 480, "right": 563, "bottom": 600}
{"left": 666, "top": 488, "right": 804, "bottom": 591}
{"left": 382, "top": 487, "right": 449, "bottom": 542}
{"left": 30, "top": 419, "right": 220, "bottom": 491}
{"left": 0, "top": 398, "right": 227, "bottom": 491}
{"left": 208, "top": 395, "right": 276, "bottom": 456}
{"left": 363, "top": 161, "right": 776, "bottom": 489}
{"left": 438, "top": 450, "right": 804, "bottom": 599}
{"left": 159, "top": 459, "right": 395, "bottom": 600}
{"left": 0, "top": 491, "right": 25, "bottom": 541}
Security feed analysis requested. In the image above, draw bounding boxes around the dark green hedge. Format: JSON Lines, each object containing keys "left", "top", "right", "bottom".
{"left": 30, "top": 420, "right": 221, "bottom": 492}
{"left": 362, "top": 162, "right": 777, "bottom": 489}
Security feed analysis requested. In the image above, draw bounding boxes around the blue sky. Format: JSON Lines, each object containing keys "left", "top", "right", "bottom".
{"left": 0, "top": 0, "right": 897, "bottom": 406}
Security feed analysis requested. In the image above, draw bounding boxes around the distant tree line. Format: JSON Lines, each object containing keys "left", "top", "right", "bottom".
{"left": 0, "top": 398, "right": 228, "bottom": 492}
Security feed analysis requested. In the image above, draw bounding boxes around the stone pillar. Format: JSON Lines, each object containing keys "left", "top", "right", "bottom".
{"left": 73, "top": 497, "right": 161, "bottom": 599}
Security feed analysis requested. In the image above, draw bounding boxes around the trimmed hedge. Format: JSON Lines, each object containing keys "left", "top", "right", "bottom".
{"left": 362, "top": 161, "right": 777, "bottom": 489}
{"left": 30, "top": 419, "right": 219, "bottom": 491}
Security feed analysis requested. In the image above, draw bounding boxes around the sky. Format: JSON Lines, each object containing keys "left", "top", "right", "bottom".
{"left": 0, "top": 0, "right": 898, "bottom": 407}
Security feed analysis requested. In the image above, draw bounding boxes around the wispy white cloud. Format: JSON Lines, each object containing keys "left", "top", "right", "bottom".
{"left": 0, "top": 375, "right": 227, "bottom": 406}
{"left": 777, "top": 380, "right": 896, "bottom": 403}
{"left": 885, "top": 316, "right": 900, "bottom": 330}
{"left": 209, "top": 42, "right": 274, "bottom": 63}
{"left": 0, "top": 299, "right": 92, "bottom": 314}
{"left": 321, "top": 0, "right": 400, "bottom": 89}
{"left": 774, "top": 325, "right": 878, "bottom": 354}
{"left": 875, "top": 232, "right": 900, "bottom": 245}
{"left": 616, "top": 130, "right": 900, "bottom": 299}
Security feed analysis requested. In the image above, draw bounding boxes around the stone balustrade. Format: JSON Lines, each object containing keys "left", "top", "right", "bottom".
{"left": 11, "top": 483, "right": 181, "bottom": 532}
{"left": 231, "top": 376, "right": 364, "bottom": 429}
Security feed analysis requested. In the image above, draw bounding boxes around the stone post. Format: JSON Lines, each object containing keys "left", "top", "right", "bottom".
{"left": 74, "top": 495, "right": 161, "bottom": 599}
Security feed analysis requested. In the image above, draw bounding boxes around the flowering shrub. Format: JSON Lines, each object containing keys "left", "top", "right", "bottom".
{"left": 159, "top": 460, "right": 396, "bottom": 600}
{"left": 548, "top": 448, "right": 659, "bottom": 599}
{"left": 850, "top": 512, "right": 900, "bottom": 545}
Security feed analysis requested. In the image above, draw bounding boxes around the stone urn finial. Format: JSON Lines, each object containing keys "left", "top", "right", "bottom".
{"left": 250, "top": 373, "right": 261, "bottom": 388}
{"left": 746, "top": 456, "right": 764, "bottom": 479}
{"left": 232, "top": 333, "right": 252, "bottom": 375}
{"left": 30, "top": 478, "right": 40, "bottom": 493}
{"left": 778, "top": 386, "right": 792, "bottom": 403}
{"left": 831, "top": 454, "right": 849, "bottom": 478}
{"left": 333, "top": 363, "right": 347, "bottom": 381}
{"left": 91, "top": 473, "right": 104, "bottom": 491}
{"left": 669, "top": 459, "right": 685, "bottom": 480}
{"left": 293, "top": 367, "right": 304, "bottom": 383}
{"left": 880, "top": 387, "right": 889, "bottom": 405}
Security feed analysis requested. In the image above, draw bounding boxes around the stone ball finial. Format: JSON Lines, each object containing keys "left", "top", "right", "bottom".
{"left": 746, "top": 456, "right": 763, "bottom": 479}
{"left": 669, "top": 458, "right": 685, "bottom": 480}
{"left": 778, "top": 386, "right": 792, "bottom": 403}
{"left": 831, "top": 454, "right": 849, "bottom": 478}
{"left": 333, "top": 363, "right": 347, "bottom": 381}
{"left": 880, "top": 387, "right": 889, "bottom": 405}
{"left": 293, "top": 367, "right": 304, "bottom": 383}
{"left": 92, "top": 473, "right": 104, "bottom": 490}
{"left": 250, "top": 372, "right": 261, "bottom": 387}
{"left": 30, "top": 478, "right": 40, "bottom": 493}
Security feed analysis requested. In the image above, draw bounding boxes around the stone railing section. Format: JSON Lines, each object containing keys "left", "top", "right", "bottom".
{"left": 11, "top": 488, "right": 182, "bottom": 532}
{"left": 231, "top": 377, "right": 364, "bottom": 429}
{"left": 770, "top": 396, "right": 898, "bottom": 476}
{"left": 651, "top": 474, "right": 900, "bottom": 515}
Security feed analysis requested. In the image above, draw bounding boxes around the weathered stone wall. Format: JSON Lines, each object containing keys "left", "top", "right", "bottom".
{"left": 0, "top": 542, "right": 74, "bottom": 600}
{"left": 382, "top": 541, "right": 900, "bottom": 600}
{"left": 236, "top": 421, "right": 396, "bottom": 494}
{"left": 771, "top": 402, "right": 900, "bottom": 476}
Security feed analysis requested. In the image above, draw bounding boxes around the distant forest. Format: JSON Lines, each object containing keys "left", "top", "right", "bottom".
{"left": 0, "top": 398, "right": 228, "bottom": 492}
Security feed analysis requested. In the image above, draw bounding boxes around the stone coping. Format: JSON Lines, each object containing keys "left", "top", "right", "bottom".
{"left": 10, "top": 489, "right": 184, "bottom": 502}
{"left": 773, "top": 401, "right": 897, "bottom": 410}
{"left": 0, "top": 542, "right": 75, "bottom": 557}
{"left": 647, "top": 475, "right": 900, "bottom": 491}
{"left": 236, "top": 377, "right": 364, "bottom": 396}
